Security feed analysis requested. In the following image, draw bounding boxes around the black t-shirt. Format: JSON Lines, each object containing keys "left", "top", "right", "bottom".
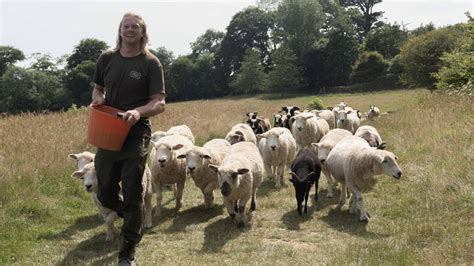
{"left": 93, "top": 50, "right": 165, "bottom": 113}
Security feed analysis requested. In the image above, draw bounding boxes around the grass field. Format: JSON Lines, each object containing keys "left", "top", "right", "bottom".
{"left": 0, "top": 89, "right": 472, "bottom": 265}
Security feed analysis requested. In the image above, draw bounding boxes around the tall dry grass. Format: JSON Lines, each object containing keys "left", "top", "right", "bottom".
{"left": 0, "top": 89, "right": 472, "bottom": 264}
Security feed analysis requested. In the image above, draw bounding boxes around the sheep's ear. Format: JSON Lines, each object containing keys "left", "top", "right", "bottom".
{"left": 374, "top": 153, "right": 385, "bottom": 164}
{"left": 235, "top": 130, "right": 244, "bottom": 136}
{"left": 71, "top": 169, "right": 85, "bottom": 179}
{"left": 305, "top": 114, "right": 314, "bottom": 120}
{"left": 246, "top": 112, "right": 250, "bottom": 117}
{"left": 311, "top": 143, "right": 319, "bottom": 150}
{"left": 377, "top": 142, "right": 387, "bottom": 150}
{"left": 237, "top": 168, "right": 249, "bottom": 175}
{"left": 289, "top": 179, "right": 296, "bottom": 185}
{"left": 294, "top": 106, "right": 300, "bottom": 111}
{"left": 203, "top": 154, "right": 212, "bottom": 160}
{"left": 347, "top": 110, "right": 353, "bottom": 114}
{"left": 281, "top": 106, "right": 287, "bottom": 112}
{"left": 208, "top": 164, "right": 219, "bottom": 172}
{"left": 172, "top": 144, "right": 184, "bottom": 150}
{"left": 68, "top": 154, "right": 78, "bottom": 161}
{"left": 256, "top": 133, "right": 266, "bottom": 139}
{"left": 177, "top": 154, "right": 186, "bottom": 159}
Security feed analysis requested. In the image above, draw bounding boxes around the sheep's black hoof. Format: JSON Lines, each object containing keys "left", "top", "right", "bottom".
{"left": 304, "top": 207, "right": 308, "bottom": 213}
{"left": 237, "top": 221, "right": 245, "bottom": 228}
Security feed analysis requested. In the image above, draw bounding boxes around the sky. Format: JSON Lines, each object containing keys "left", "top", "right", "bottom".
{"left": 1, "top": 0, "right": 473, "bottom": 66}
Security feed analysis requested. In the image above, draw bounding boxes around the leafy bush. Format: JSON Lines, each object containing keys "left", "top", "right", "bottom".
{"left": 433, "top": 18, "right": 473, "bottom": 93}
{"left": 307, "top": 97, "right": 324, "bottom": 110}
{"left": 350, "top": 51, "right": 389, "bottom": 84}
{"left": 398, "top": 25, "right": 464, "bottom": 88}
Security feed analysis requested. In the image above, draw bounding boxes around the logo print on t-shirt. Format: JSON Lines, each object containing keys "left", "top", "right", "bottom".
{"left": 130, "top": 70, "right": 141, "bottom": 80}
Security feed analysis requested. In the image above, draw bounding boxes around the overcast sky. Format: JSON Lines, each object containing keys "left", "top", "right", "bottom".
{"left": 1, "top": 0, "right": 472, "bottom": 65}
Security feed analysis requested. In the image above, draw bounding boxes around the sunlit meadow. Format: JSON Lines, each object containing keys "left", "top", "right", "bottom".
{"left": 0, "top": 89, "right": 472, "bottom": 265}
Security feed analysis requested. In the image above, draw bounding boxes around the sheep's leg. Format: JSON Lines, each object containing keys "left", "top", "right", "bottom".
{"left": 105, "top": 212, "right": 119, "bottom": 241}
{"left": 275, "top": 163, "right": 285, "bottom": 188}
{"left": 347, "top": 184, "right": 368, "bottom": 222}
{"left": 237, "top": 196, "right": 250, "bottom": 227}
{"left": 143, "top": 190, "right": 153, "bottom": 228}
{"left": 322, "top": 165, "right": 334, "bottom": 198}
{"left": 154, "top": 182, "right": 163, "bottom": 217}
{"left": 264, "top": 163, "right": 274, "bottom": 180}
{"left": 224, "top": 197, "right": 235, "bottom": 218}
{"left": 337, "top": 183, "right": 347, "bottom": 210}
{"left": 203, "top": 183, "right": 216, "bottom": 208}
{"left": 349, "top": 193, "right": 357, "bottom": 214}
{"left": 304, "top": 188, "right": 309, "bottom": 214}
{"left": 175, "top": 180, "right": 185, "bottom": 209}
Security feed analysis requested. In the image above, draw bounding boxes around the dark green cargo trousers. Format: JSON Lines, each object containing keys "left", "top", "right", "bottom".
{"left": 94, "top": 121, "right": 151, "bottom": 244}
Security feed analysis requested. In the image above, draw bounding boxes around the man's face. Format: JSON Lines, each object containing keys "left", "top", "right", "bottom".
{"left": 120, "top": 16, "right": 143, "bottom": 45}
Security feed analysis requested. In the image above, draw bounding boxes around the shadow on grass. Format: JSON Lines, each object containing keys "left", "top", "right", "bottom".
{"left": 201, "top": 217, "right": 244, "bottom": 253}
{"left": 59, "top": 233, "right": 118, "bottom": 266}
{"left": 257, "top": 179, "right": 283, "bottom": 198}
{"left": 320, "top": 208, "right": 390, "bottom": 239}
{"left": 38, "top": 214, "right": 102, "bottom": 240}
{"left": 281, "top": 202, "right": 317, "bottom": 231}
{"left": 163, "top": 204, "right": 224, "bottom": 233}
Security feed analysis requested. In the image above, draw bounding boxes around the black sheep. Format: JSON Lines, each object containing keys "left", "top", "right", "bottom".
{"left": 289, "top": 148, "right": 321, "bottom": 216}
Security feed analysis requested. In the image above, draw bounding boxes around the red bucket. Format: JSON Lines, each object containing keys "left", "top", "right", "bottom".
{"left": 88, "top": 105, "right": 131, "bottom": 151}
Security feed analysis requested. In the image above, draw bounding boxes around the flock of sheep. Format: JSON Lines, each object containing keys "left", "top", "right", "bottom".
{"left": 68, "top": 101, "right": 402, "bottom": 241}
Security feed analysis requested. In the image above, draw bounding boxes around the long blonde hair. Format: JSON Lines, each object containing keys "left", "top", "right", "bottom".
{"left": 113, "top": 12, "right": 149, "bottom": 53}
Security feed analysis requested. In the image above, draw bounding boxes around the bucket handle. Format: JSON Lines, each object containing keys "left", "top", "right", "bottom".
{"left": 116, "top": 112, "right": 124, "bottom": 118}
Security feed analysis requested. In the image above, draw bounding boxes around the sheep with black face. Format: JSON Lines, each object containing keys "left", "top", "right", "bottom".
{"left": 289, "top": 148, "right": 321, "bottom": 216}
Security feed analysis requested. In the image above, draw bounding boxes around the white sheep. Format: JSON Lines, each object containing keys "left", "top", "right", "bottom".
{"left": 355, "top": 125, "right": 385, "bottom": 148}
{"left": 310, "top": 109, "right": 336, "bottom": 129}
{"left": 71, "top": 163, "right": 154, "bottom": 240}
{"left": 177, "top": 138, "right": 231, "bottom": 207}
{"left": 256, "top": 127, "right": 296, "bottom": 188}
{"left": 326, "top": 136, "right": 402, "bottom": 222}
{"left": 367, "top": 105, "right": 380, "bottom": 121}
{"left": 151, "top": 124, "right": 195, "bottom": 144}
{"left": 291, "top": 112, "right": 330, "bottom": 151}
{"left": 225, "top": 123, "right": 257, "bottom": 145}
{"left": 334, "top": 109, "right": 360, "bottom": 134}
{"left": 209, "top": 142, "right": 264, "bottom": 228}
{"left": 68, "top": 151, "right": 95, "bottom": 170}
{"left": 311, "top": 128, "right": 352, "bottom": 197}
{"left": 150, "top": 134, "right": 193, "bottom": 217}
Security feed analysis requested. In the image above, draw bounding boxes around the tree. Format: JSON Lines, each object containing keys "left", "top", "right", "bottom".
{"left": 190, "top": 29, "right": 225, "bottom": 59}
{"left": 0, "top": 46, "right": 25, "bottom": 76}
{"left": 66, "top": 38, "right": 108, "bottom": 69}
{"left": 64, "top": 60, "right": 96, "bottom": 106}
{"left": 339, "top": 0, "right": 384, "bottom": 40}
{"left": 267, "top": 45, "right": 304, "bottom": 93}
{"left": 168, "top": 56, "right": 194, "bottom": 101}
{"left": 230, "top": 49, "right": 267, "bottom": 94}
{"left": 364, "top": 23, "right": 408, "bottom": 59}
{"left": 350, "top": 51, "right": 389, "bottom": 83}
{"left": 409, "top": 22, "right": 436, "bottom": 37}
{"left": 29, "top": 53, "right": 58, "bottom": 73}
{"left": 192, "top": 53, "right": 221, "bottom": 98}
{"left": 215, "top": 7, "right": 274, "bottom": 89}
{"left": 434, "top": 17, "right": 474, "bottom": 92}
{"left": 398, "top": 25, "right": 464, "bottom": 88}
{"left": 0, "top": 65, "right": 64, "bottom": 113}
{"left": 302, "top": 1, "right": 359, "bottom": 88}
{"left": 150, "top": 46, "right": 175, "bottom": 99}
{"left": 273, "top": 0, "right": 325, "bottom": 60}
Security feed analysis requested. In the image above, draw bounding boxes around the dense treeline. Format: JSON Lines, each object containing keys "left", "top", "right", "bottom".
{"left": 0, "top": 0, "right": 472, "bottom": 114}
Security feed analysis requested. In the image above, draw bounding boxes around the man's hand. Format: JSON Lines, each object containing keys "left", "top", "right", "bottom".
{"left": 119, "top": 110, "right": 141, "bottom": 126}
{"left": 91, "top": 85, "right": 105, "bottom": 107}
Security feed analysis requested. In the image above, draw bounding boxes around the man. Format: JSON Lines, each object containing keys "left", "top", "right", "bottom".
{"left": 91, "top": 12, "right": 165, "bottom": 266}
